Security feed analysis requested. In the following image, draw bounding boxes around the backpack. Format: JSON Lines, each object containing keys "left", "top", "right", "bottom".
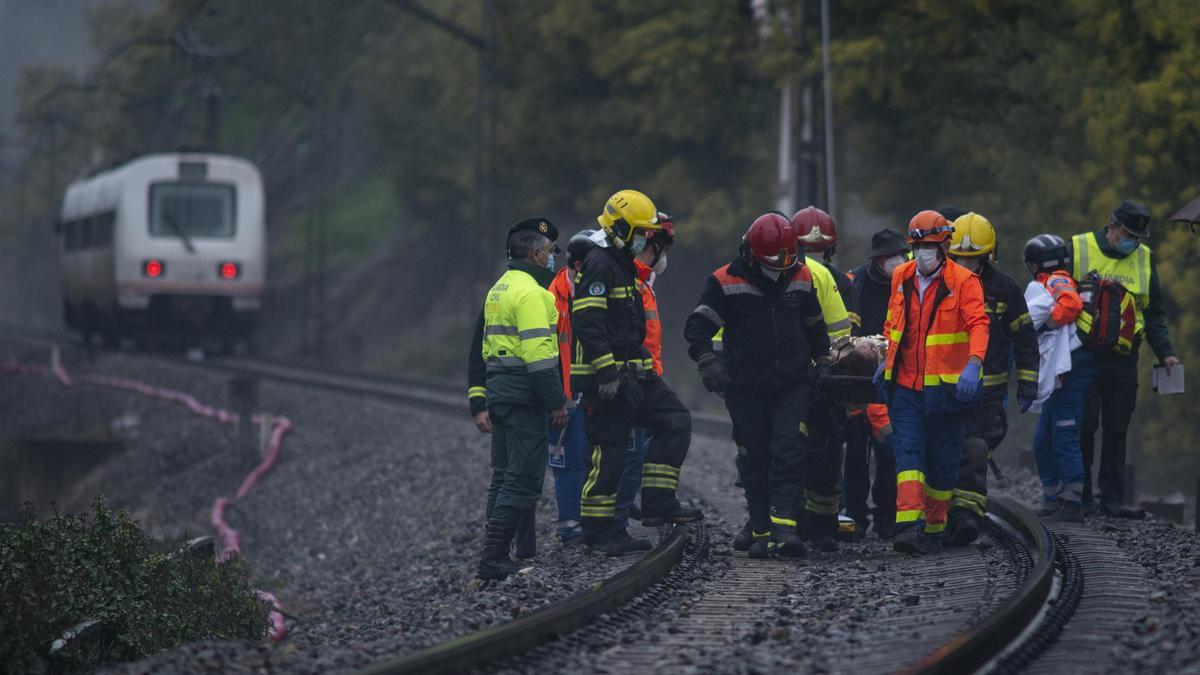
{"left": 1075, "top": 271, "right": 1136, "bottom": 355}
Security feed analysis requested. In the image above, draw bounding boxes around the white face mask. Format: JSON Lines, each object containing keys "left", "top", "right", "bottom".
{"left": 652, "top": 253, "right": 668, "bottom": 275}
{"left": 882, "top": 255, "right": 905, "bottom": 276}
{"left": 914, "top": 248, "right": 942, "bottom": 276}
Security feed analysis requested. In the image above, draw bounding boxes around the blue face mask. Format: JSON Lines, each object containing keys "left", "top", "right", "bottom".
{"left": 1115, "top": 235, "right": 1139, "bottom": 255}
{"left": 629, "top": 234, "right": 648, "bottom": 254}
{"left": 545, "top": 252, "right": 556, "bottom": 272}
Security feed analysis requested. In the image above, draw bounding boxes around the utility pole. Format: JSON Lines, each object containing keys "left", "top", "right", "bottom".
{"left": 820, "top": 0, "right": 837, "bottom": 223}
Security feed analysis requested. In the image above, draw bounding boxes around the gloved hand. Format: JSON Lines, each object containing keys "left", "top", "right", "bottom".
{"left": 872, "top": 361, "right": 889, "bottom": 405}
{"left": 956, "top": 360, "right": 982, "bottom": 404}
{"left": 697, "top": 353, "right": 730, "bottom": 393}
{"left": 1018, "top": 396, "right": 1035, "bottom": 413}
{"left": 597, "top": 368, "right": 622, "bottom": 401}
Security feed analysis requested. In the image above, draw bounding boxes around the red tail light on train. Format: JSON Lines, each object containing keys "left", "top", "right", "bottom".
{"left": 143, "top": 259, "right": 164, "bottom": 278}
{"left": 218, "top": 262, "right": 240, "bottom": 279}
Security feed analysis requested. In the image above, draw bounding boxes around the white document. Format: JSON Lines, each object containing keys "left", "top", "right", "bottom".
{"left": 1152, "top": 364, "right": 1185, "bottom": 395}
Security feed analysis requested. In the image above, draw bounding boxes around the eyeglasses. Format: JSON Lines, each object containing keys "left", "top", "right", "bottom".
{"left": 908, "top": 225, "right": 954, "bottom": 240}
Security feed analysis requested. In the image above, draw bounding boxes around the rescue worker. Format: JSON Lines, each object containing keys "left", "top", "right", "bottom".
{"left": 878, "top": 210, "right": 989, "bottom": 555}
{"left": 686, "top": 212, "right": 829, "bottom": 558}
{"left": 476, "top": 219, "right": 569, "bottom": 580}
{"left": 790, "top": 207, "right": 853, "bottom": 549}
{"left": 468, "top": 218, "right": 562, "bottom": 559}
{"left": 613, "top": 211, "right": 675, "bottom": 540}
{"left": 1023, "top": 234, "right": 1094, "bottom": 521}
{"left": 545, "top": 230, "right": 601, "bottom": 545}
{"left": 1067, "top": 200, "right": 1180, "bottom": 517}
{"left": 943, "top": 212, "right": 1039, "bottom": 545}
{"left": 573, "top": 190, "right": 701, "bottom": 556}
{"left": 844, "top": 229, "right": 908, "bottom": 537}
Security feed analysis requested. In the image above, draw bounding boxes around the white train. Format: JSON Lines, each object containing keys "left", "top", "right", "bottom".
{"left": 58, "top": 153, "right": 265, "bottom": 349}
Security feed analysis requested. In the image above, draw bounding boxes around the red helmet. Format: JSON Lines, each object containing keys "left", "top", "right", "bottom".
{"left": 744, "top": 213, "right": 799, "bottom": 271}
{"left": 791, "top": 206, "right": 837, "bottom": 252}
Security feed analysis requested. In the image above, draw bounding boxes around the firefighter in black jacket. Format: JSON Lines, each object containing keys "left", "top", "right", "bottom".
{"left": 572, "top": 189, "right": 702, "bottom": 555}
{"left": 943, "top": 211, "right": 1039, "bottom": 545}
{"left": 686, "top": 213, "right": 830, "bottom": 558}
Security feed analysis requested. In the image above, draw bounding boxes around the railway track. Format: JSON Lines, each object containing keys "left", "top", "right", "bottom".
{"left": 0, "top": 332, "right": 1137, "bottom": 673}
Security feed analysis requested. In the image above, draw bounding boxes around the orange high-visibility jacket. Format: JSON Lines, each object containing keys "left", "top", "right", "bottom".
{"left": 635, "top": 259, "right": 664, "bottom": 375}
{"left": 883, "top": 259, "right": 989, "bottom": 395}
{"left": 548, "top": 267, "right": 575, "bottom": 398}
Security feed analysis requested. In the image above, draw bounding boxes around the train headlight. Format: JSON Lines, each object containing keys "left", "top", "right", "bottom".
{"left": 218, "top": 262, "right": 240, "bottom": 279}
{"left": 143, "top": 259, "right": 165, "bottom": 278}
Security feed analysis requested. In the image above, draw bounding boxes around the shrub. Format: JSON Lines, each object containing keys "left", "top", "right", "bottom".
{"left": 0, "top": 497, "right": 268, "bottom": 673}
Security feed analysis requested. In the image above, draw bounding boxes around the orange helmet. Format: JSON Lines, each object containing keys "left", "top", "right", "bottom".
{"left": 791, "top": 206, "right": 837, "bottom": 252}
{"left": 906, "top": 210, "right": 955, "bottom": 244}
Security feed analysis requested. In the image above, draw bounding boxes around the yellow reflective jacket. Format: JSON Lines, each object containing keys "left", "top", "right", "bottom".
{"left": 481, "top": 262, "right": 565, "bottom": 409}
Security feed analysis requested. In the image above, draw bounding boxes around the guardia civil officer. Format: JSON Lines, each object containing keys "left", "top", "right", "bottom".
{"left": 572, "top": 190, "right": 701, "bottom": 556}
{"left": 1068, "top": 200, "right": 1180, "bottom": 517}
{"left": 475, "top": 219, "right": 568, "bottom": 580}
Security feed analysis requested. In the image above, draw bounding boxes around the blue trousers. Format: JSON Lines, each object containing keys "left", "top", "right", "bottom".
{"left": 614, "top": 428, "right": 648, "bottom": 530}
{"left": 549, "top": 406, "right": 588, "bottom": 522}
{"left": 1034, "top": 349, "right": 1097, "bottom": 505}
{"left": 890, "top": 385, "right": 965, "bottom": 536}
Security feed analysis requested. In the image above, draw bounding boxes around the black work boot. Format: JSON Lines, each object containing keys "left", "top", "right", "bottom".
{"left": 628, "top": 503, "right": 643, "bottom": 522}
{"left": 513, "top": 507, "right": 536, "bottom": 560}
{"left": 1049, "top": 501, "right": 1085, "bottom": 523}
{"left": 641, "top": 488, "right": 704, "bottom": 525}
{"left": 947, "top": 509, "right": 981, "bottom": 547}
{"left": 893, "top": 525, "right": 940, "bottom": 555}
{"left": 733, "top": 521, "right": 755, "bottom": 551}
{"left": 1099, "top": 502, "right": 1144, "bottom": 519}
{"left": 604, "top": 528, "right": 652, "bottom": 557}
{"left": 477, "top": 519, "right": 521, "bottom": 580}
{"left": 804, "top": 511, "right": 839, "bottom": 552}
{"left": 768, "top": 508, "right": 807, "bottom": 558}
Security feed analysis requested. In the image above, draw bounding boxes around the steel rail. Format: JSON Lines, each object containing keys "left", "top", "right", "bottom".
{"left": 903, "top": 496, "right": 1057, "bottom": 674}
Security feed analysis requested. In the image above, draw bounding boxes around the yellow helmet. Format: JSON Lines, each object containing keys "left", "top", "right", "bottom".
{"left": 949, "top": 212, "right": 998, "bottom": 261}
{"left": 597, "top": 189, "right": 660, "bottom": 247}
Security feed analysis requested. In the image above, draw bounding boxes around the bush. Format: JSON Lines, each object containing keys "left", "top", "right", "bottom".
{"left": 0, "top": 498, "right": 268, "bottom": 674}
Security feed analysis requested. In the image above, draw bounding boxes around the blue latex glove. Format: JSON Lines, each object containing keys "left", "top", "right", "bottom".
{"left": 1018, "top": 396, "right": 1035, "bottom": 413}
{"left": 873, "top": 361, "right": 889, "bottom": 405}
{"left": 955, "top": 361, "right": 982, "bottom": 404}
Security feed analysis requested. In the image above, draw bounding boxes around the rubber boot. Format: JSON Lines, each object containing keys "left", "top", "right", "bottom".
{"left": 893, "top": 525, "right": 940, "bottom": 555}
{"left": 733, "top": 521, "right": 755, "bottom": 551}
{"left": 768, "top": 508, "right": 807, "bottom": 558}
{"left": 804, "top": 510, "right": 839, "bottom": 552}
{"left": 1099, "top": 502, "right": 1144, "bottom": 519}
{"left": 477, "top": 519, "right": 521, "bottom": 580}
{"left": 514, "top": 507, "right": 537, "bottom": 559}
{"left": 641, "top": 488, "right": 704, "bottom": 525}
{"left": 1049, "top": 501, "right": 1085, "bottom": 523}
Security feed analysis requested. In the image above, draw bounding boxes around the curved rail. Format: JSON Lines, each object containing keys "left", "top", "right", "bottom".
{"left": 355, "top": 524, "right": 691, "bottom": 675}
{"left": 904, "top": 496, "right": 1057, "bottom": 674}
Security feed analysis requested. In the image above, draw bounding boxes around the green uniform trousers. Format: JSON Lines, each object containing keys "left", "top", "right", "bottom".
{"left": 486, "top": 403, "right": 550, "bottom": 524}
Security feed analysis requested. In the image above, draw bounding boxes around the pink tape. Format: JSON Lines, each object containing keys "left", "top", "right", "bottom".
{"left": 5, "top": 357, "right": 290, "bottom": 642}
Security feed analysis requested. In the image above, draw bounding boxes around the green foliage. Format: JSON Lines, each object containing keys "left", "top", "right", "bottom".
{"left": 0, "top": 498, "right": 268, "bottom": 674}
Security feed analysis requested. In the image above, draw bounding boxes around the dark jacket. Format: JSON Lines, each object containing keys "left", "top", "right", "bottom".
{"left": 685, "top": 257, "right": 829, "bottom": 389}
{"left": 976, "top": 262, "right": 1040, "bottom": 402}
{"left": 824, "top": 259, "right": 862, "bottom": 334}
{"left": 1066, "top": 228, "right": 1175, "bottom": 360}
{"left": 466, "top": 260, "right": 558, "bottom": 414}
{"left": 849, "top": 261, "right": 892, "bottom": 337}
{"left": 570, "top": 244, "right": 653, "bottom": 392}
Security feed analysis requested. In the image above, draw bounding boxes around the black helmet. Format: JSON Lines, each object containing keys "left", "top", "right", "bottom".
{"left": 1023, "top": 234, "right": 1069, "bottom": 272}
{"left": 566, "top": 229, "right": 600, "bottom": 269}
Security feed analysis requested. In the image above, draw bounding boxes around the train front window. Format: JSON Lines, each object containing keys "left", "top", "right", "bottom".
{"left": 149, "top": 183, "right": 236, "bottom": 239}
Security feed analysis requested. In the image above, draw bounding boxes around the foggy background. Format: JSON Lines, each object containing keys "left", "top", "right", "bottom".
{"left": 0, "top": 0, "right": 1197, "bottom": 498}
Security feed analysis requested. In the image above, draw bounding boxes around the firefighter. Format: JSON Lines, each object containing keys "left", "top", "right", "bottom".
{"left": 613, "top": 210, "right": 675, "bottom": 540}
{"left": 844, "top": 229, "right": 909, "bottom": 537}
{"left": 468, "top": 218, "right": 563, "bottom": 560}
{"left": 573, "top": 190, "right": 701, "bottom": 556}
{"left": 476, "top": 219, "right": 569, "bottom": 580}
{"left": 1068, "top": 200, "right": 1180, "bottom": 517}
{"left": 686, "top": 213, "right": 829, "bottom": 558}
{"left": 943, "top": 212, "right": 1039, "bottom": 545}
{"left": 793, "top": 206, "right": 859, "bottom": 336}
{"left": 544, "top": 230, "right": 602, "bottom": 545}
{"left": 877, "top": 210, "right": 989, "bottom": 555}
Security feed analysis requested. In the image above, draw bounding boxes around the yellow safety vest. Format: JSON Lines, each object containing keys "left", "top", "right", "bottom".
{"left": 1071, "top": 232, "right": 1149, "bottom": 338}
{"left": 482, "top": 268, "right": 560, "bottom": 374}
{"left": 805, "top": 257, "right": 852, "bottom": 341}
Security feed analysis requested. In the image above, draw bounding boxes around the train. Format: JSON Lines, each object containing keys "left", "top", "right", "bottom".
{"left": 58, "top": 153, "right": 265, "bottom": 350}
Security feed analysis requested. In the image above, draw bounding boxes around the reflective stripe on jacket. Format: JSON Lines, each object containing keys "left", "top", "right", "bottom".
{"left": 976, "top": 262, "right": 1039, "bottom": 401}
{"left": 482, "top": 264, "right": 565, "bottom": 410}
{"left": 570, "top": 244, "right": 653, "bottom": 391}
{"left": 635, "top": 259, "right": 664, "bottom": 375}
{"left": 806, "top": 256, "right": 853, "bottom": 340}
{"left": 883, "top": 259, "right": 989, "bottom": 395}
{"left": 1071, "top": 231, "right": 1150, "bottom": 336}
